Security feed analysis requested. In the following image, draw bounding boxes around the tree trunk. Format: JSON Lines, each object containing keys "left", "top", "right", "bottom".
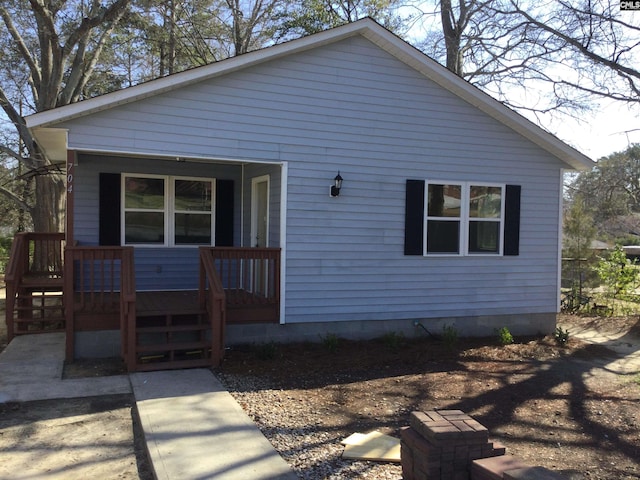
{"left": 440, "top": 0, "right": 464, "bottom": 76}
{"left": 31, "top": 173, "right": 65, "bottom": 233}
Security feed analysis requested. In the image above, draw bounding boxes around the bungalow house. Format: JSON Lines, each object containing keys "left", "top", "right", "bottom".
{"left": 7, "top": 18, "right": 593, "bottom": 371}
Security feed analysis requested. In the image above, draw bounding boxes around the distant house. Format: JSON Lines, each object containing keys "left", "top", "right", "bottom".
{"left": 14, "top": 19, "right": 593, "bottom": 370}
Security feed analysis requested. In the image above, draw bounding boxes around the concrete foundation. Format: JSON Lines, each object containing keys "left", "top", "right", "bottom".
{"left": 225, "top": 312, "right": 557, "bottom": 345}
{"left": 72, "top": 312, "right": 557, "bottom": 359}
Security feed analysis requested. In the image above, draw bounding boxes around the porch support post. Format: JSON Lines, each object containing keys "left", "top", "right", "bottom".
{"left": 66, "top": 150, "right": 75, "bottom": 244}
{"left": 65, "top": 150, "right": 75, "bottom": 361}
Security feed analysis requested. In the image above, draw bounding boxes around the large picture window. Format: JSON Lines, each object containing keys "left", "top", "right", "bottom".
{"left": 123, "top": 174, "right": 215, "bottom": 246}
{"left": 425, "top": 182, "right": 505, "bottom": 256}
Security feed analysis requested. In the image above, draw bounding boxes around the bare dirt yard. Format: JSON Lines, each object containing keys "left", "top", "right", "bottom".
{"left": 1, "top": 284, "right": 639, "bottom": 480}
{"left": 216, "top": 315, "right": 640, "bottom": 479}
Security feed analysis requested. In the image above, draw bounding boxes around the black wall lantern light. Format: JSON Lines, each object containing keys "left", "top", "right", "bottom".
{"left": 330, "top": 172, "right": 343, "bottom": 197}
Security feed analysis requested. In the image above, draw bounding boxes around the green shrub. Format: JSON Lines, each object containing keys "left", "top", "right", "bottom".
{"left": 380, "top": 331, "right": 404, "bottom": 352}
{"left": 442, "top": 325, "right": 458, "bottom": 349}
{"left": 320, "top": 333, "right": 340, "bottom": 352}
{"left": 596, "top": 245, "right": 640, "bottom": 298}
{"left": 497, "top": 327, "right": 514, "bottom": 346}
{"left": 553, "top": 327, "right": 570, "bottom": 346}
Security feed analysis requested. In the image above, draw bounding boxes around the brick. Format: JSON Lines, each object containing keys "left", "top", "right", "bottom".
{"left": 401, "top": 426, "right": 418, "bottom": 446}
{"left": 452, "top": 420, "right": 475, "bottom": 432}
{"left": 453, "top": 471, "right": 470, "bottom": 480}
{"left": 401, "top": 462, "right": 414, "bottom": 480}
{"left": 431, "top": 425, "right": 461, "bottom": 435}
{"left": 411, "top": 417, "right": 441, "bottom": 441}
{"left": 437, "top": 409, "right": 466, "bottom": 416}
{"left": 468, "top": 445, "right": 482, "bottom": 459}
{"left": 440, "top": 463, "right": 454, "bottom": 476}
{"left": 441, "top": 450, "right": 455, "bottom": 462}
{"left": 402, "top": 429, "right": 441, "bottom": 459}
{"left": 415, "top": 463, "right": 439, "bottom": 479}
{"left": 425, "top": 411, "right": 446, "bottom": 422}
{"left": 464, "top": 418, "right": 489, "bottom": 433}
{"left": 482, "top": 441, "right": 507, "bottom": 457}
{"left": 411, "top": 411, "right": 432, "bottom": 425}
{"left": 455, "top": 445, "right": 469, "bottom": 459}
{"left": 441, "top": 444, "right": 456, "bottom": 454}
{"left": 472, "top": 456, "right": 530, "bottom": 480}
{"left": 504, "top": 466, "right": 568, "bottom": 480}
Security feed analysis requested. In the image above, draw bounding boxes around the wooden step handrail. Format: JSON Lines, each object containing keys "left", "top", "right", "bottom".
{"left": 120, "top": 247, "right": 136, "bottom": 371}
{"left": 203, "top": 246, "right": 281, "bottom": 306}
{"left": 199, "top": 247, "right": 227, "bottom": 366}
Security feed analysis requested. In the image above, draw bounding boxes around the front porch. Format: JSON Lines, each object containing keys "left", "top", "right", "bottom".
{"left": 4, "top": 232, "right": 281, "bottom": 371}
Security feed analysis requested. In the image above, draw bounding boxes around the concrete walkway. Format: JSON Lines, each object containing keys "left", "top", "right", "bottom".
{"left": 0, "top": 333, "right": 297, "bottom": 480}
{"left": 131, "top": 369, "right": 297, "bottom": 480}
{"left": 0, "top": 333, "right": 130, "bottom": 402}
{"left": 560, "top": 320, "right": 640, "bottom": 374}
{"left": 1, "top": 324, "right": 637, "bottom": 479}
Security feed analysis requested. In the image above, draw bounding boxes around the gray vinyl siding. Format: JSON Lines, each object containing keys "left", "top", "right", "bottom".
{"left": 62, "top": 35, "right": 566, "bottom": 324}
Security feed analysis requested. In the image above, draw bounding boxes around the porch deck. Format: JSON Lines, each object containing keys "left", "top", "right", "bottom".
{"left": 4, "top": 234, "right": 281, "bottom": 372}
{"left": 137, "top": 291, "right": 201, "bottom": 316}
{"left": 135, "top": 290, "right": 278, "bottom": 323}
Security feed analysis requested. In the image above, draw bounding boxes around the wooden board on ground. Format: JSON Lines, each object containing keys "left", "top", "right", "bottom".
{"left": 341, "top": 431, "right": 401, "bottom": 462}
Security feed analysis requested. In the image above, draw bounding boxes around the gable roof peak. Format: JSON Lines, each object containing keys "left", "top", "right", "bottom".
{"left": 26, "top": 17, "right": 593, "bottom": 170}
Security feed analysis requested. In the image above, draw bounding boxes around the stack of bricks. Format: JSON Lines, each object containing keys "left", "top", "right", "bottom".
{"left": 400, "top": 410, "right": 506, "bottom": 480}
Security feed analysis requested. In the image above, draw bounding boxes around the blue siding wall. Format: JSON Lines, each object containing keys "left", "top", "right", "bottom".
{"left": 63, "top": 36, "right": 565, "bottom": 325}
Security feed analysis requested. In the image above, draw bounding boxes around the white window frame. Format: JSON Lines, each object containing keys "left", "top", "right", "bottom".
{"left": 122, "top": 174, "right": 216, "bottom": 247}
{"left": 424, "top": 181, "right": 505, "bottom": 256}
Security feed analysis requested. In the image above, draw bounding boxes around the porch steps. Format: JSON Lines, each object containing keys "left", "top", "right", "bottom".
{"left": 11, "top": 287, "right": 65, "bottom": 336}
{"left": 133, "top": 311, "right": 213, "bottom": 372}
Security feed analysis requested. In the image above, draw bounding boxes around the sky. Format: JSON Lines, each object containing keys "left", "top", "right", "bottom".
{"left": 547, "top": 102, "right": 640, "bottom": 162}
{"left": 400, "top": 3, "right": 640, "bottom": 164}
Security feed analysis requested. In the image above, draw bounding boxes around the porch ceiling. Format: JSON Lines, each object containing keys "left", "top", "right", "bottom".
{"left": 31, "top": 127, "right": 68, "bottom": 163}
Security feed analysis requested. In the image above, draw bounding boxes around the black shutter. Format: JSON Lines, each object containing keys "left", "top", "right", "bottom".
{"left": 404, "top": 180, "right": 425, "bottom": 255}
{"left": 504, "top": 184, "right": 521, "bottom": 256}
{"left": 215, "top": 179, "right": 234, "bottom": 246}
{"left": 99, "top": 173, "right": 121, "bottom": 246}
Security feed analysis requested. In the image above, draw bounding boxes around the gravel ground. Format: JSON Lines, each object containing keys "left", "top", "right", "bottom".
{"left": 215, "top": 318, "right": 640, "bottom": 480}
{"left": 217, "top": 373, "right": 402, "bottom": 480}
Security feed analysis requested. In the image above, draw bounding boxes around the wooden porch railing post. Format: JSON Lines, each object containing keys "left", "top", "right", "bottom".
{"left": 64, "top": 247, "right": 74, "bottom": 361}
{"left": 199, "top": 247, "right": 227, "bottom": 366}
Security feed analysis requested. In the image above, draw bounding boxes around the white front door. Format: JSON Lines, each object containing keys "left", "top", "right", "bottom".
{"left": 250, "top": 175, "right": 270, "bottom": 294}
{"left": 251, "top": 175, "right": 270, "bottom": 248}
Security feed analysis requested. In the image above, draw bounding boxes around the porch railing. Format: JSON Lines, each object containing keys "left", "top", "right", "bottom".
{"left": 6, "top": 232, "right": 65, "bottom": 281}
{"left": 4, "top": 232, "right": 65, "bottom": 340}
{"left": 5, "top": 238, "right": 280, "bottom": 367}
{"left": 63, "top": 245, "right": 134, "bottom": 361}
{"left": 203, "top": 247, "right": 281, "bottom": 311}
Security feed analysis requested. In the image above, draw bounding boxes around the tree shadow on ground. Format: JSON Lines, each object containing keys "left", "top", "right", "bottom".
{"left": 219, "top": 329, "right": 640, "bottom": 479}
